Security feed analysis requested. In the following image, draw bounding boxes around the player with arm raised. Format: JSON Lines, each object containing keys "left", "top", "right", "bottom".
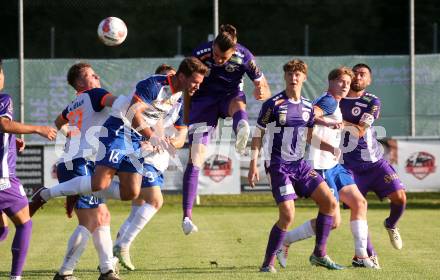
{"left": 0, "top": 58, "right": 57, "bottom": 280}
{"left": 51, "top": 62, "right": 121, "bottom": 280}
{"left": 276, "top": 67, "right": 378, "bottom": 269}
{"left": 339, "top": 63, "right": 406, "bottom": 261}
{"left": 113, "top": 64, "right": 189, "bottom": 271}
{"left": 248, "top": 59, "right": 343, "bottom": 272}
{"left": 182, "top": 24, "right": 271, "bottom": 234}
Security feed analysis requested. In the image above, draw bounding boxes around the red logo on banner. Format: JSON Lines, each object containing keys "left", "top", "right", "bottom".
{"left": 203, "top": 154, "right": 232, "bottom": 182}
{"left": 405, "top": 151, "right": 436, "bottom": 180}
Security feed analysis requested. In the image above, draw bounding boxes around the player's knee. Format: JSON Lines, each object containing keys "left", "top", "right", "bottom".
{"left": 149, "top": 198, "right": 163, "bottom": 210}
{"left": 390, "top": 190, "right": 406, "bottom": 205}
{"left": 332, "top": 216, "right": 341, "bottom": 229}
{"left": 120, "top": 188, "right": 139, "bottom": 201}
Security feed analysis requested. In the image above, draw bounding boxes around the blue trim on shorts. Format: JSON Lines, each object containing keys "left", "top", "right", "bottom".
{"left": 56, "top": 158, "right": 104, "bottom": 209}
{"left": 141, "top": 164, "right": 164, "bottom": 188}
{"left": 316, "top": 164, "right": 355, "bottom": 202}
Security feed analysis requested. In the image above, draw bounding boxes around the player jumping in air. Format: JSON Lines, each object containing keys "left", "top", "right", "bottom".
{"left": 182, "top": 24, "right": 271, "bottom": 235}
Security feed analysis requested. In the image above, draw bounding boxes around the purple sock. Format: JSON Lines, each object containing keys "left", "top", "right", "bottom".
{"left": 182, "top": 164, "right": 200, "bottom": 219}
{"left": 262, "top": 224, "right": 286, "bottom": 267}
{"left": 385, "top": 203, "right": 405, "bottom": 229}
{"left": 366, "top": 232, "right": 377, "bottom": 256}
{"left": 0, "top": 226, "right": 9, "bottom": 241}
{"left": 11, "top": 220, "right": 32, "bottom": 277}
{"left": 232, "top": 110, "right": 248, "bottom": 135}
{"left": 313, "top": 213, "right": 333, "bottom": 257}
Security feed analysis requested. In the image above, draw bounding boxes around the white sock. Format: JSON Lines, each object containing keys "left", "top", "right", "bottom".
{"left": 350, "top": 219, "right": 369, "bottom": 258}
{"left": 59, "top": 225, "right": 91, "bottom": 275}
{"left": 92, "top": 225, "right": 114, "bottom": 273}
{"left": 92, "top": 180, "right": 120, "bottom": 200}
{"left": 43, "top": 176, "right": 92, "bottom": 201}
{"left": 119, "top": 203, "right": 157, "bottom": 249}
{"left": 284, "top": 220, "right": 315, "bottom": 245}
{"left": 10, "top": 276, "right": 22, "bottom": 280}
{"left": 115, "top": 205, "right": 141, "bottom": 246}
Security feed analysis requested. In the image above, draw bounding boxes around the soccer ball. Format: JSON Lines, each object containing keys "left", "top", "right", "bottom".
{"left": 97, "top": 17, "right": 127, "bottom": 46}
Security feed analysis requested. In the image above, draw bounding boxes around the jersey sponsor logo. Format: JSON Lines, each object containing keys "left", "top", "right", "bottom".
{"left": 225, "top": 64, "right": 238, "bottom": 72}
{"left": 278, "top": 110, "right": 287, "bottom": 125}
{"left": 351, "top": 106, "right": 361, "bottom": 116}
{"left": 361, "top": 95, "right": 373, "bottom": 102}
{"left": 308, "top": 169, "right": 318, "bottom": 178}
{"left": 384, "top": 173, "right": 399, "bottom": 184}
{"left": 405, "top": 151, "right": 436, "bottom": 180}
{"left": 302, "top": 111, "right": 310, "bottom": 122}
{"left": 0, "top": 180, "right": 11, "bottom": 191}
{"left": 355, "top": 102, "right": 368, "bottom": 108}
{"left": 230, "top": 56, "right": 243, "bottom": 64}
{"left": 203, "top": 154, "right": 232, "bottom": 182}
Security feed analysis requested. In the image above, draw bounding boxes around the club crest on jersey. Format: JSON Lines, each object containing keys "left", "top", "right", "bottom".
{"left": 278, "top": 110, "right": 287, "bottom": 125}
{"left": 225, "top": 64, "right": 238, "bottom": 72}
{"left": 302, "top": 112, "right": 310, "bottom": 122}
{"left": 405, "top": 151, "right": 436, "bottom": 180}
{"left": 351, "top": 106, "right": 361, "bottom": 116}
{"left": 203, "top": 154, "right": 232, "bottom": 182}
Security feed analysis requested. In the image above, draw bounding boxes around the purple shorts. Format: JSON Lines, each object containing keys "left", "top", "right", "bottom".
{"left": 348, "top": 159, "right": 405, "bottom": 199}
{"left": 266, "top": 160, "right": 325, "bottom": 204}
{"left": 0, "top": 177, "right": 28, "bottom": 216}
{"left": 188, "top": 91, "right": 246, "bottom": 145}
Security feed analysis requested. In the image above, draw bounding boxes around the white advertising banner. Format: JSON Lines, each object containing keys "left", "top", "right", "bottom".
{"left": 396, "top": 141, "right": 440, "bottom": 191}
{"left": 163, "top": 143, "right": 241, "bottom": 194}
{"left": 196, "top": 142, "right": 241, "bottom": 195}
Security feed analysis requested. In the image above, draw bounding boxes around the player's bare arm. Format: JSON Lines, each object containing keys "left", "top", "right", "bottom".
{"left": 248, "top": 127, "right": 265, "bottom": 188}
{"left": 170, "top": 126, "right": 188, "bottom": 149}
{"left": 313, "top": 105, "right": 343, "bottom": 129}
{"left": 0, "top": 116, "right": 57, "bottom": 140}
{"left": 252, "top": 76, "right": 271, "bottom": 100}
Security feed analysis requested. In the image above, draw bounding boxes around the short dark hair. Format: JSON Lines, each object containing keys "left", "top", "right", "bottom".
{"left": 353, "top": 63, "right": 372, "bottom": 75}
{"left": 328, "top": 67, "right": 354, "bottom": 81}
{"left": 214, "top": 24, "right": 237, "bottom": 52}
{"left": 176, "top": 57, "right": 208, "bottom": 77}
{"left": 67, "top": 62, "right": 91, "bottom": 88}
{"left": 155, "top": 64, "right": 176, "bottom": 75}
{"left": 283, "top": 59, "right": 308, "bottom": 75}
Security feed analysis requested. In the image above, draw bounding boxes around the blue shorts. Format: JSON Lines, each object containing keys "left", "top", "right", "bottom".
{"left": 316, "top": 164, "right": 355, "bottom": 202}
{"left": 95, "top": 117, "right": 143, "bottom": 173}
{"left": 57, "top": 158, "right": 104, "bottom": 209}
{"left": 141, "top": 164, "right": 164, "bottom": 188}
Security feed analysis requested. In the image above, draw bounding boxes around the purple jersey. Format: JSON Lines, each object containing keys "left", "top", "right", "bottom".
{"left": 257, "top": 91, "right": 314, "bottom": 166}
{"left": 192, "top": 41, "right": 263, "bottom": 96}
{"left": 339, "top": 92, "right": 383, "bottom": 171}
{"left": 0, "top": 94, "right": 17, "bottom": 178}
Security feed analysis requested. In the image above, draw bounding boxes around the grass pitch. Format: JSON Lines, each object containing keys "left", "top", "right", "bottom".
{"left": 1, "top": 193, "right": 439, "bottom": 280}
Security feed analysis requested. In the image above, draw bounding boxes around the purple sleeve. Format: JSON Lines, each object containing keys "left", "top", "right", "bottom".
{"left": 242, "top": 48, "right": 263, "bottom": 81}
{"left": 256, "top": 100, "right": 274, "bottom": 129}
{"left": 369, "top": 97, "right": 381, "bottom": 119}
{"left": 307, "top": 107, "right": 315, "bottom": 128}
{"left": 0, "top": 94, "right": 13, "bottom": 119}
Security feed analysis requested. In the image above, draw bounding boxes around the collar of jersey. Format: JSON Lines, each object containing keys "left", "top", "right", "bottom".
{"left": 167, "top": 75, "right": 176, "bottom": 94}
{"left": 76, "top": 88, "right": 94, "bottom": 96}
